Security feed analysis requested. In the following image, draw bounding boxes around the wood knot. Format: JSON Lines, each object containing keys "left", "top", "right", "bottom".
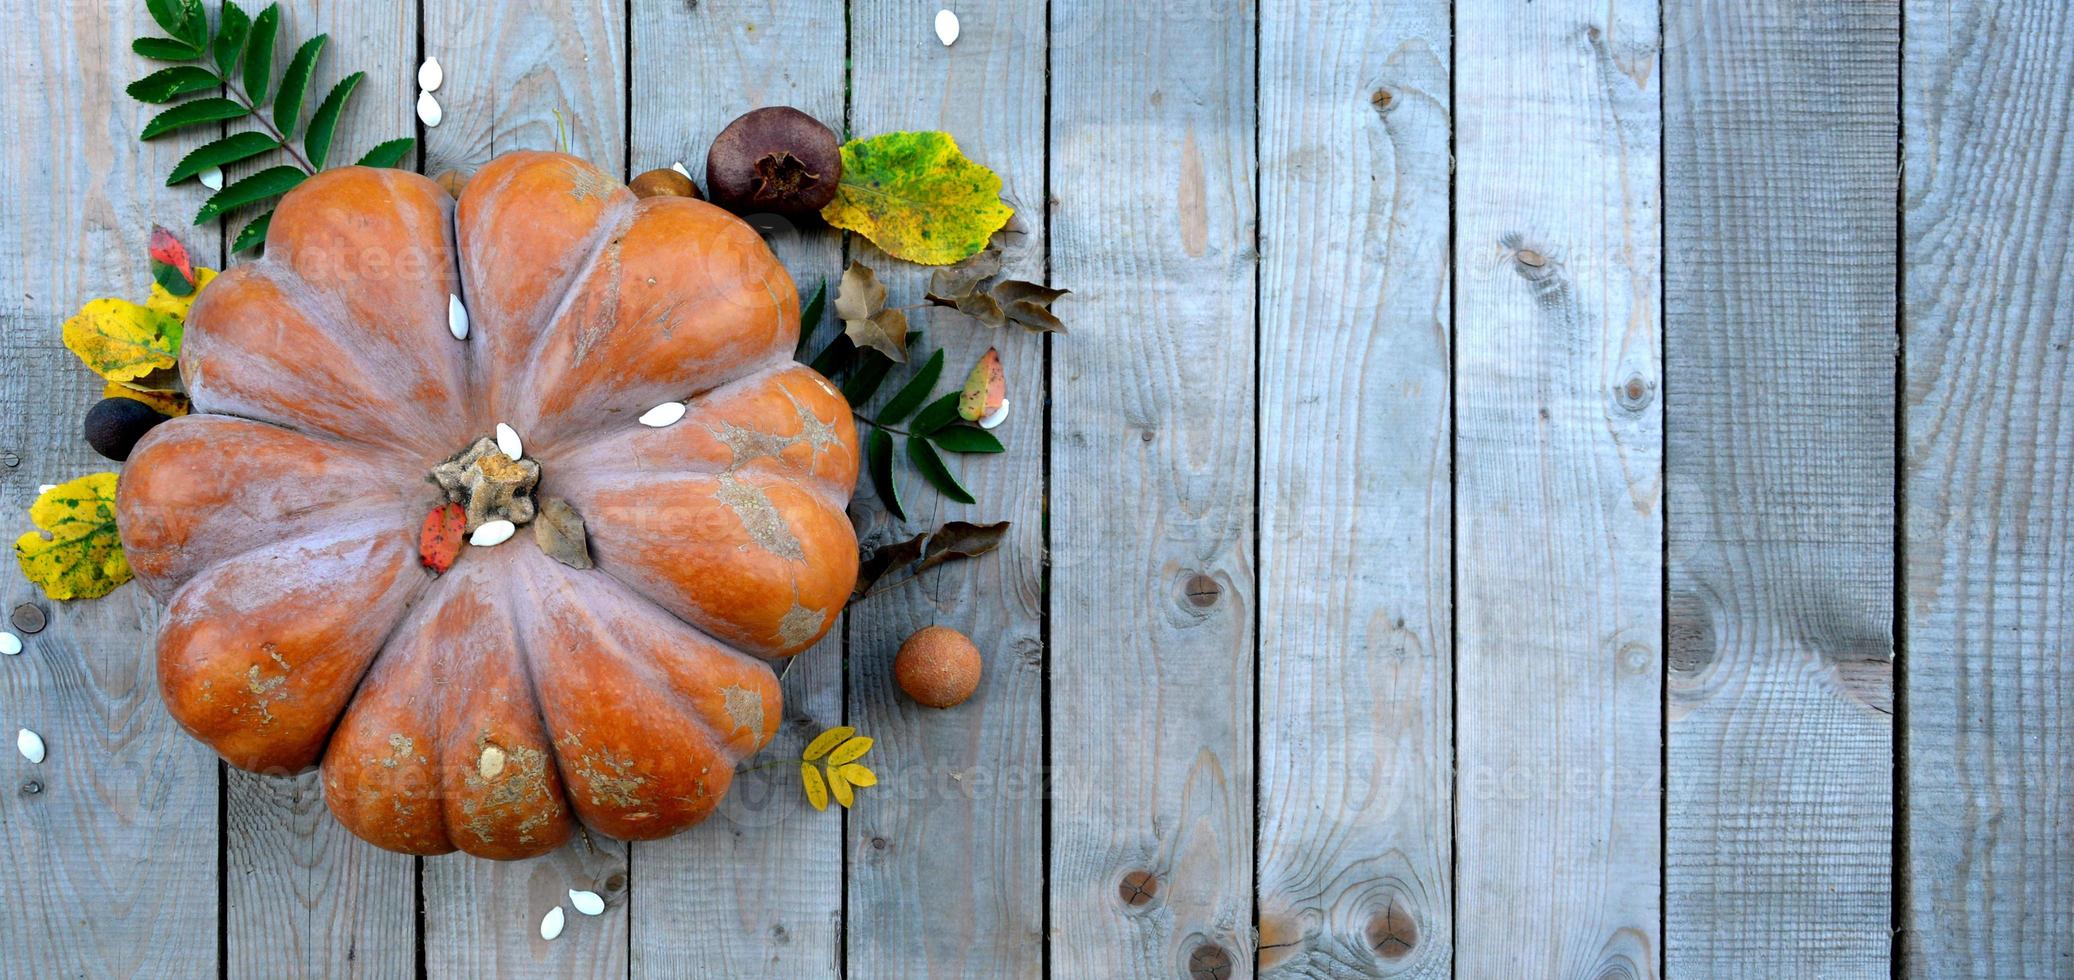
{"left": 1367, "top": 898, "right": 1419, "bottom": 959}
{"left": 20, "top": 780, "right": 42, "bottom": 796}
{"left": 1514, "top": 248, "right": 1546, "bottom": 268}
{"left": 1614, "top": 374, "right": 1654, "bottom": 412}
{"left": 1187, "top": 944, "right": 1233, "bottom": 980}
{"left": 10, "top": 602, "right": 46, "bottom": 634}
{"left": 1183, "top": 573, "right": 1222, "bottom": 608}
{"left": 1370, "top": 88, "right": 1395, "bottom": 112}
{"left": 1117, "top": 870, "right": 1159, "bottom": 907}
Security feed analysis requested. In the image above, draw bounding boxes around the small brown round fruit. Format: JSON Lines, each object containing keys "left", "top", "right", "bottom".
{"left": 705, "top": 106, "right": 842, "bottom": 218}
{"left": 434, "top": 169, "right": 471, "bottom": 198}
{"left": 893, "top": 625, "right": 982, "bottom": 709}
{"left": 629, "top": 167, "right": 702, "bottom": 200}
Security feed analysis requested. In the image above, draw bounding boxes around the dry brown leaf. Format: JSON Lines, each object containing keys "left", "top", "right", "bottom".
{"left": 533, "top": 497, "right": 593, "bottom": 569}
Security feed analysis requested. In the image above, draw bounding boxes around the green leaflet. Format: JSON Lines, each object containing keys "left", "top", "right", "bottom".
{"left": 232, "top": 210, "right": 273, "bottom": 253}
{"left": 244, "top": 4, "right": 281, "bottom": 105}
{"left": 355, "top": 138, "right": 415, "bottom": 169}
{"left": 908, "top": 392, "right": 961, "bottom": 437}
{"left": 194, "top": 165, "right": 305, "bottom": 224}
{"left": 141, "top": 97, "right": 249, "bottom": 140}
{"left": 212, "top": 1, "right": 251, "bottom": 76}
{"left": 867, "top": 429, "right": 905, "bottom": 522}
{"left": 167, "top": 131, "right": 281, "bottom": 184}
{"left": 929, "top": 426, "right": 1005, "bottom": 454}
{"left": 274, "top": 33, "right": 327, "bottom": 131}
{"left": 127, "top": 65, "right": 219, "bottom": 103}
{"left": 304, "top": 71, "right": 363, "bottom": 168}
{"left": 877, "top": 349, "right": 944, "bottom": 425}
{"left": 133, "top": 37, "right": 202, "bottom": 61}
{"left": 905, "top": 437, "right": 974, "bottom": 505}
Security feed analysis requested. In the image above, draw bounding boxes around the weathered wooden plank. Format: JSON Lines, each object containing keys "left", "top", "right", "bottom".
{"left": 1661, "top": 2, "right": 1898, "bottom": 975}
{"left": 1903, "top": 1, "right": 2074, "bottom": 972}
{"left": 418, "top": 3, "right": 628, "bottom": 975}
{"left": 0, "top": 5, "right": 221, "bottom": 977}
{"left": 225, "top": 771, "right": 415, "bottom": 979}
{"left": 1453, "top": 0, "right": 1661, "bottom": 973}
{"left": 625, "top": 1, "right": 846, "bottom": 975}
{"left": 1048, "top": 1, "right": 1256, "bottom": 975}
{"left": 1254, "top": 1, "right": 1452, "bottom": 976}
{"left": 422, "top": 0, "right": 626, "bottom": 177}
{"left": 842, "top": 1, "right": 1048, "bottom": 976}
{"left": 220, "top": 3, "right": 420, "bottom": 976}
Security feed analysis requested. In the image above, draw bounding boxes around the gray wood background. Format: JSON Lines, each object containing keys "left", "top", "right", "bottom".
{"left": 0, "top": 0, "right": 2067, "bottom": 977}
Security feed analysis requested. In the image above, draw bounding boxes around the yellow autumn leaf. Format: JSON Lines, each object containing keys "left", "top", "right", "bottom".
{"left": 837, "top": 762, "right": 877, "bottom": 788}
{"left": 819, "top": 132, "right": 1013, "bottom": 266}
{"left": 828, "top": 735, "right": 874, "bottom": 766}
{"left": 800, "top": 761, "right": 830, "bottom": 811}
{"left": 103, "top": 380, "right": 189, "bottom": 418}
{"left": 826, "top": 764, "right": 855, "bottom": 808}
{"left": 802, "top": 725, "right": 854, "bottom": 762}
{"left": 146, "top": 266, "right": 216, "bottom": 321}
{"left": 64, "top": 267, "right": 215, "bottom": 384}
{"left": 15, "top": 473, "right": 131, "bottom": 601}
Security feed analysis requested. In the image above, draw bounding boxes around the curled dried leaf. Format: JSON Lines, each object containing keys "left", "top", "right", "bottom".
{"left": 533, "top": 497, "right": 593, "bottom": 570}
{"left": 836, "top": 261, "right": 908, "bottom": 362}
{"left": 850, "top": 520, "right": 1011, "bottom": 600}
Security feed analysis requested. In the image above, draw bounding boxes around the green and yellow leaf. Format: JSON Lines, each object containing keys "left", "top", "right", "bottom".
{"left": 103, "top": 379, "right": 189, "bottom": 418}
{"left": 65, "top": 299, "right": 184, "bottom": 384}
{"left": 800, "top": 761, "right": 830, "bottom": 811}
{"left": 15, "top": 474, "right": 132, "bottom": 601}
{"left": 820, "top": 131, "right": 1013, "bottom": 266}
{"left": 802, "top": 725, "right": 854, "bottom": 762}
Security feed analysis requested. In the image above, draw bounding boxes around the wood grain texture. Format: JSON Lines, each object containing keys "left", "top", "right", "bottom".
{"left": 1048, "top": 0, "right": 1257, "bottom": 975}
{"left": 219, "top": 3, "right": 420, "bottom": 976}
{"left": 422, "top": 0, "right": 625, "bottom": 177}
{"left": 1452, "top": 0, "right": 1662, "bottom": 974}
{"left": 1662, "top": 2, "right": 1897, "bottom": 975}
{"left": 0, "top": 4, "right": 221, "bottom": 977}
{"left": 845, "top": 1, "right": 1048, "bottom": 976}
{"left": 625, "top": 1, "right": 844, "bottom": 975}
{"left": 1255, "top": 1, "right": 1451, "bottom": 977}
{"left": 418, "top": 4, "right": 627, "bottom": 974}
{"left": 225, "top": 770, "right": 415, "bottom": 979}
{"left": 423, "top": 836, "right": 630, "bottom": 978}
{"left": 1903, "top": 1, "right": 2074, "bottom": 973}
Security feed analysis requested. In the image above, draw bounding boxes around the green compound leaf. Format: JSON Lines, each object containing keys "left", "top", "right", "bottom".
{"left": 819, "top": 131, "right": 1013, "bottom": 266}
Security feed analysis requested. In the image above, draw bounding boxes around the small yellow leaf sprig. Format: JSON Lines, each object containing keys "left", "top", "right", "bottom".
{"left": 62, "top": 262, "right": 214, "bottom": 416}
{"left": 798, "top": 726, "right": 878, "bottom": 811}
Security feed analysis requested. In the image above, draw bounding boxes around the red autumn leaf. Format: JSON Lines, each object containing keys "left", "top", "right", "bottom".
{"left": 419, "top": 501, "right": 466, "bottom": 573}
{"left": 958, "top": 347, "right": 1007, "bottom": 422}
{"left": 148, "top": 225, "right": 197, "bottom": 288}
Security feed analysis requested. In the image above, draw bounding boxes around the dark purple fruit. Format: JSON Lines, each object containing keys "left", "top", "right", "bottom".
{"left": 84, "top": 396, "right": 171, "bottom": 462}
{"left": 705, "top": 106, "right": 842, "bottom": 218}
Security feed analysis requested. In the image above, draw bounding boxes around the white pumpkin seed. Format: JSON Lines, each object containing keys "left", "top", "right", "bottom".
{"left": 670, "top": 161, "right": 691, "bottom": 179}
{"left": 978, "top": 398, "right": 1010, "bottom": 430}
{"left": 418, "top": 56, "right": 443, "bottom": 93}
{"left": 935, "top": 8, "right": 960, "bottom": 45}
{"left": 638, "top": 402, "right": 687, "bottom": 428}
{"left": 539, "top": 906, "right": 565, "bottom": 941}
{"left": 470, "top": 520, "right": 516, "bottom": 547}
{"left": 0, "top": 632, "right": 20, "bottom": 656}
{"left": 496, "top": 423, "right": 523, "bottom": 460}
{"left": 448, "top": 293, "right": 469, "bottom": 340}
{"left": 417, "top": 90, "right": 444, "bottom": 128}
{"left": 17, "top": 728, "right": 44, "bottom": 764}
{"left": 37, "top": 485, "right": 55, "bottom": 494}
{"left": 568, "top": 889, "right": 605, "bottom": 916}
{"left": 199, "top": 165, "right": 225, "bottom": 191}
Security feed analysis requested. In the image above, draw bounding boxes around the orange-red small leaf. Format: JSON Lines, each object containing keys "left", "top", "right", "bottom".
{"left": 419, "top": 502, "right": 466, "bottom": 574}
{"left": 958, "top": 347, "right": 1006, "bottom": 422}
{"left": 148, "top": 225, "right": 197, "bottom": 289}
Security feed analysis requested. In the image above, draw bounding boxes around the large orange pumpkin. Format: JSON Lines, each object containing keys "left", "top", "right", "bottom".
{"left": 117, "top": 152, "right": 859, "bottom": 859}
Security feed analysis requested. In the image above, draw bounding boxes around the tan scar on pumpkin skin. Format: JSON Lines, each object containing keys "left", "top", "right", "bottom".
{"left": 714, "top": 474, "right": 806, "bottom": 561}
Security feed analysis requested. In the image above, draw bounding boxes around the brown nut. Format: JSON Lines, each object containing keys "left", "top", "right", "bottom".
{"left": 705, "top": 106, "right": 842, "bottom": 218}
{"left": 893, "top": 625, "right": 982, "bottom": 708}
{"left": 434, "top": 169, "right": 471, "bottom": 198}
{"left": 629, "top": 167, "right": 701, "bottom": 201}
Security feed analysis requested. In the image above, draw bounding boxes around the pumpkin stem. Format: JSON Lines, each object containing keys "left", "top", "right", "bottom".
{"left": 430, "top": 437, "right": 541, "bottom": 532}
